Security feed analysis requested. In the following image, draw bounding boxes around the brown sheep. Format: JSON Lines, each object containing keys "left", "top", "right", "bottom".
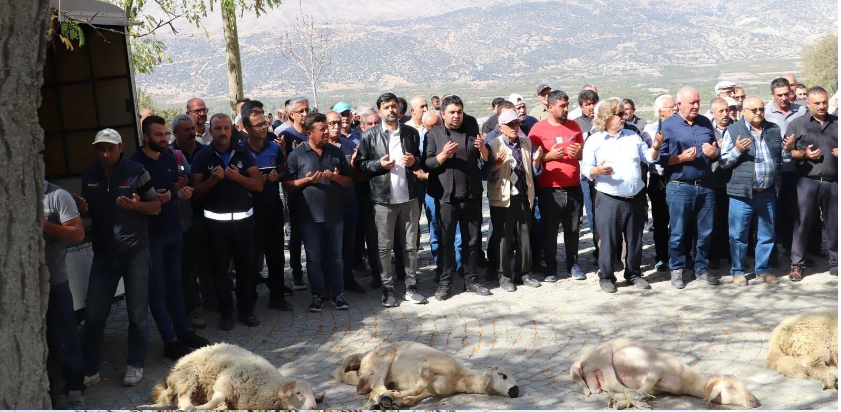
{"left": 766, "top": 309, "right": 838, "bottom": 390}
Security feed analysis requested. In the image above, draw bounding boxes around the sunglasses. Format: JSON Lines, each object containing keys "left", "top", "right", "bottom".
{"left": 188, "top": 108, "right": 208, "bottom": 114}
{"left": 615, "top": 112, "right": 626, "bottom": 118}
{"left": 744, "top": 107, "right": 765, "bottom": 114}
{"left": 327, "top": 121, "right": 341, "bottom": 126}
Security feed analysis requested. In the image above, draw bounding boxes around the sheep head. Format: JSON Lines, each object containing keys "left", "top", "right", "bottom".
{"left": 704, "top": 375, "right": 759, "bottom": 408}
{"left": 332, "top": 352, "right": 364, "bottom": 385}
{"left": 282, "top": 380, "right": 324, "bottom": 410}
{"left": 483, "top": 365, "right": 519, "bottom": 398}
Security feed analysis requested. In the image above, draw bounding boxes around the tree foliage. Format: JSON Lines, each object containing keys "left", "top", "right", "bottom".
{"left": 137, "top": 87, "right": 183, "bottom": 124}
{"left": 280, "top": 0, "right": 332, "bottom": 110}
{"left": 801, "top": 33, "right": 838, "bottom": 93}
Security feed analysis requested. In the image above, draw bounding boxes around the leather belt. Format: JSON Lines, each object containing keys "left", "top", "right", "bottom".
{"left": 809, "top": 176, "right": 837, "bottom": 183}
{"left": 669, "top": 179, "right": 707, "bottom": 186}
{"left": 754, "top": 187, "right": 768, "bottom": 193}
{"left": 204, "top": 208, "right": 254, "bottom": 221}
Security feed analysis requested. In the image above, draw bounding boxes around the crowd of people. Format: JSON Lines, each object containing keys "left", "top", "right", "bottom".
{"left": 41, "top": 72, "right": 837, "bottom": 408}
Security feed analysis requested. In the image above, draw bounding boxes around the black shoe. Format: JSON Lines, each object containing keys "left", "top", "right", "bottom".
{"left": 465, "top": 282, "right": 491, "bottom": 296}
{"left": 381, "top": 289, "right": 398, "bottom": 307}
{"left": 345, "top": 280, "right": 367, "bottom": 294}
{"left": 219, "top": 317, "right": 235, "bottom": 331}
{"left": 370, "top": 275, "right": 382, "bottom": 289}
{"left": 309, "top": 295, "right": 324, "bottom": 312}
{"left": 282, "top": 285, "right": 294, "bottom": 296}
{"left": 331, "top": 293, "right": 349, "bottom": 310}
{"left": 521, "top": 275, "right": 541, "bottom": 288}
{"left": 434, "top": 285, "right": 451, "bottom": 301}
{"left": 292, "top": 278, "right": 308, "bottom": 290}
{"left": 499, "top": 277, "right": 516, "bottom": 292}
{"left": 163, "top": 340, "right": 194, "bottom": 361}
{"left": 599, "top": 279, "right": 617, "bottom": 293}
{"left": 268, "top": 298, "right": 293, "bottom": 311}
{"left": 238, "top": 314, "right": 260, "bottom": 327}
{"left": 177, "top": 330, "right": 210, "bottom": 349}
{"left": 629, "top": 277, "right": 651, "bottom": 290}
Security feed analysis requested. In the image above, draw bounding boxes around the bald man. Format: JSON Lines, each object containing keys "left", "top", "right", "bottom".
{"left": 658, "top": 87, "right": 721, "bottom": 289}
{"left": 406, "top": 96, "right": 428, "bottom": 136}
{"left": 186, "top": 98, "right": 211, "bottom": 144}
{"left": 718, "top": 96, "right": 791, "bottom": 285}
{"left": 782, "top": 73, "right": 798, "bottom": 104}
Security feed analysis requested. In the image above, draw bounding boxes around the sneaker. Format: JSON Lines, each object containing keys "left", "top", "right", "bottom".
{"left": 332, "top": 293, "right": 350, "bottom": 310}
{"left": 404, "top": 286, "right": 428, "bottom": 304}
{"left": 381, "top": 289, "right": 397, "bottom": 307}
{"left": 569, "top": 265, "right": 586, "bottom": 280}
{"left": 654, "top": 260, "right": 668, "bottom": 272}
{"left": 434, "top": 285, "right": 451, "bottom": 301}
{"left": 65, "top": 390, "right": 85, "bottom": 409}
{"left": 268, "top": 298, "right": 294, "bottom": 311}
{"left": 696, "top": 273, "right": 720, "bottom": 285}
{"left": 293, "top": 278, "right": 308, "bottom": 290}
{"left": 83, "top": 373, "right": 100, "bottom": 387}
{"left": 219, "top": 317, "right": 235, "bottom": 331}
{"left": 188, "top": 311, "right": 207, "bottom": 330}
{"left": 123, "top": 365, "right": 143, "bottom": 387}
{"left": 719, "top": 275, "right": 734, "bottom": 284}
{"left": 543, "top": 275, "right": 558, "bottom": 283}
{"left": 163, "top": 340, "right": 194, "bottom": 361}
{"left": 670, "top": 270, "right": 685, "bottom": 289}
{"left": 282, "top": 285, "right": 294, "bottom": 296}
{"left": 499, "top": 277, "right": 516, "bottom": 292}
{"left": 238, "top": 314, "right": 260, "bottom": 327}
{"left": 177, "top": 330, "right": 210, "bottom": 349}
{"left": 629, "top": 277, "right": 651, "bottom": 290}
{"left": 760, "top": 273, "right": 779, "bottom": 284}
{"left": 599, "top": 279, "right": 617, "bottom": 293}
{"left": 344, "top": 280, "right": 367, "bottom": 294}
{"left": 521, "top": 275, "right": 541, "bottom": 288}
{"left": 309, "top": 295, "right": 324, "bottom": 312}
{"left": 465, "top": 282, "right": 491, "bottom": 296}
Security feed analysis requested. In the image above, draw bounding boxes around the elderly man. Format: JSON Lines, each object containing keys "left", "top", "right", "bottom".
{"left": 582, "top": 98, "right": 663, "bottom": 293}
{"left": 788, "top": 86, "right": 838, "bottom": 280}
{"left": 658, "top": 87, "right": 721, "bottom": 289}
{"left": 733, "top": 87, "right": 746, "bottom": 110}
{"left": 333, "top": 102, "right": 361, "bottom": 145}
{"left": 719, "top": 96, "right": 791, "bottom": 286}
{"left": 782, "top": 73, "right": 799, "bottom": 104}
{"left": 641, "top": 95, "right": 676, "bottom": 271}
{"left": 186, "top": 97, "right": 211, "bottom": 144}
{"left": 529, "top": 84, "right": 552, "bottom": 121}
{"left": 484, "top": 108, "right": 542, "bottom": 291}
{"left": 508, "top": 93, "right": 539, "bottom": 135}
{"left": 708, "top": 97, "right": 735, "bottom": 270}
{"left": 405, "top": 96, "right": 429, "bottom": 136}
{"left": 704, "top": 81, "right": 736, "bottom": 120}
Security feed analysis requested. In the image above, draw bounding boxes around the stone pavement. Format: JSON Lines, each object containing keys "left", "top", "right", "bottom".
{"left": 82, "top": 202, "right": 838, "bottom": 410}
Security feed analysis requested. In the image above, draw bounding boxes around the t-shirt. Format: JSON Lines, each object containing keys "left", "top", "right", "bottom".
{"left": 386, "top": 126, "right": 411, "bottom": 204}
{"left": 528, "top": 119, "right": 584, "bottom": 188}
{"left": 44, "top": 181, "right": 80, "bottom": 285}
{"left": 279, "top": 126, "right": 308, "bottom": 155}
{"left": 284, "top": 143, "right": 352, "bottom": 222}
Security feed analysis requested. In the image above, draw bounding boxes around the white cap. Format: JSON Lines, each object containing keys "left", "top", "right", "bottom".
{"left": 498, "top": 110, "right": 519, "bottom": 125}
{"left": 714, "top": 81, "right": 736, "bottom": 93}
{"left": 92, "top": 128, "right": 122, "bottom": 145}
{"left": 724, "top": 97, "right": 738, "bottom": 107}
{"left": 508, "top": 93, "right": 525, "bottom": 105}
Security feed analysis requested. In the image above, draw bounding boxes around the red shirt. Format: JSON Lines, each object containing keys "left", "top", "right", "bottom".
{"left": 528, "top": 119, "right": 583, "bottom": 188}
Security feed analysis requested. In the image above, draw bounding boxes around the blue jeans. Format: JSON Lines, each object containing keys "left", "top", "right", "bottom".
{"left": 728, "top": 189, "right": 776, "bottom": 275}
{"left": 82, "top": 248, "right": 150, "bottom": 374}
{"left": 424, "top": 193, "right": 462, "bottom": 276}
{"left": 342, "top": 202, "right": 359, "bottom": 284}
{"left": 149, "top": 232, "right": 189, "bottom": 343}
{"left": 581, "top": 179, "right": 595, "bottom": 234}
{"left": 666, "top": 182, "right": 715, "bottom": 274}
{"left": 47, "top": 281, "right": 85, "bottom": 393}
{"left": 300, "top": 220, "right": 344, "bottom": 297}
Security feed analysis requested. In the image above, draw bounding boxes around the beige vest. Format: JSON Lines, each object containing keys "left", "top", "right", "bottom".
{"left": 487, "top": 134, "right": 536, "bottom": 209}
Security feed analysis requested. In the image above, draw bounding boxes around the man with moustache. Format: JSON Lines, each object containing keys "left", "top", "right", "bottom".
{"left": 529, "top": 84, "right": 552, "bottom": 121}
{"left": 186, "top": 98, "right": 211, "bottom": 144}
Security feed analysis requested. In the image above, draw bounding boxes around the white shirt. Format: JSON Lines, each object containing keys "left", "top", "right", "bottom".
{"left": 581, "top": 129, "right": 659, "bottom": 198}
{"left": 641, "top": 122, "right": 665, "bottom": 175}
{"left": 385, "top": 124, "right": 410, "bottom": 204}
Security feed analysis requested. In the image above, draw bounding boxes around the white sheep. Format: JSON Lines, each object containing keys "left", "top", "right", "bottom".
{"left": 766, "top": 309, "right": 838, "bottom": 389}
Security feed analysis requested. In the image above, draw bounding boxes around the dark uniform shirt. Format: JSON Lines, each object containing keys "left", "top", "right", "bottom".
{"left": 279, "top": 127, "right": 309, "bottom": 155}
{"left": 170, "top": 140, "right": 206, "bottom": 165}
{"left": 81, "top": 157, "right": 156, "bottom": 253}
{"left": 131, "top": 150, "right": 181, "bottom": 237}
{"left": 789, "top": 113, "right": 838, "bottom": 179}
{"left": 658, "top": 113, "right": 719, "bottom": 182}
{"left": 285, "top": 142, "right": 351, "bottom": 222}
{"left": 191, "top": 141, "right": 257, "bottom": 213}
{"left": 245, "top": 138, "right": 284, "bottom": 201}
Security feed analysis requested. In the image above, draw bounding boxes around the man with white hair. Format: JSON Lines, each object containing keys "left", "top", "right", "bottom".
{"left": 641, "top": 94, "right": 676, "bottom": 271}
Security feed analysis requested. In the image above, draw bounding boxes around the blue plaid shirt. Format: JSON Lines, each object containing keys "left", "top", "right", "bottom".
{"left": 720, "top": 119, "right": 791, "bottom": 190}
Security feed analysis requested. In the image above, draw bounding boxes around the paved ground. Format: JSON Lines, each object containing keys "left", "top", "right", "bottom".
{"left": 81, "top": 203, "right": 838, "bottom": 410}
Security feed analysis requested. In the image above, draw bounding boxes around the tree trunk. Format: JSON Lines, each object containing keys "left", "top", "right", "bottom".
{"left": 0, "top": 0, "right": 53, "bottom": 408}
{"left": 221, "top": 6, "right": 244, "bottom": 113}
{"left": 311, "top": 81, "right": 319, "bottom": 112}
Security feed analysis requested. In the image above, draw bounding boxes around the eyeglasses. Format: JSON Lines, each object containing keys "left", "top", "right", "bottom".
{"left": 188, "top": 108, "right": 208, "bottom": 114}
{"left": 327, "top": 121, "right": 341, "bottom": 126}
{"left": 733, "top": 95, "right": 746, "bottom": 100}
{"left": 293, "top": 108, "right": 311, "bottom": 115}
{"left": 250, "top": 122, "right": 268, "bottom": 129}
{"left": 744, "top": 107, "right": 765, "bottom": 114}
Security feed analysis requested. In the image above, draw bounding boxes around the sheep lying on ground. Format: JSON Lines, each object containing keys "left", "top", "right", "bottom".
{"left": 767, "top": 309, "right": 838, "bottom": 390}
{"left": 139, "top": 343, "right": 324, "bottom": 410}
{"left": 333, "top": 341, "right": 519, "bottom": 409}
{"left": 570, "top": 338, "right": 759, "bottom": 409}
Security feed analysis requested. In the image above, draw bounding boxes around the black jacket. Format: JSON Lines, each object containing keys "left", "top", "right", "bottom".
{"left": 423, "top": 125, "right": 485, "bottom": 200}
{"left": 355, "top": 124, "right": 422, "bottom": 204}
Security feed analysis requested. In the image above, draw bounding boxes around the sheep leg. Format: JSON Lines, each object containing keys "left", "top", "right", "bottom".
{"left": 175, "top": 387, "right": 196, "bottom": 410}
{"left": 195, "top": 391, "right": 226, "bottom": 410}
{"left": 195, "top": 373, "right": 232, "bottom": 410}
{"left": 394, "top": 374, "right": 436, "bottom": 407}
{"left": 807, "top": 365, "right": 838, "bottom": 389}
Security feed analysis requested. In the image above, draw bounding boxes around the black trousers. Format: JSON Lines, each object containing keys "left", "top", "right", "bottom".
{"left": 253, "top": 198, "right": 286, "bottom": 302}
{"left": 182, "top": 215, "right": 217, "bottom": 312}
{"left": 595, "top": 191, "right": 646, "bottom": 282}
{"left": 489, "top": 197, "right": 532, "bottom": 280}
{"left": 437, "top": 197, "right": 481, "bottom": 285}
{"left": 646, "top": 174, "right": 670, "bottom": 262}
{"left": 538, "top": 185, "right": 583, "bottom": 274}
{"left": 710, "top": 186, "right": 731, "bottom": 262}
{"left": 791, "top": 177, "right": 838, "bottom": 270}
{"left": 206, "top": 216, "right": 256, "bottom": 318}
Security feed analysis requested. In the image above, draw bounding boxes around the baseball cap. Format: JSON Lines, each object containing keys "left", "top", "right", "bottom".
{"left": 508, "top": 93, "right": 525, "bottom": 105}
{"left": 536, "top": 84, "right": 551, "bottom": 96}
{"left": 714, "top": 81, "right": 736, "bottom": 93}
{"left": 724, "top": 97, "right": 738, "bottom": 107}
{"left": 332, "top": 102, "right": 352, "bottom": 113}
{"left": 498, "top": 110, "right": 519, "bottom": 125}
{"left": 93, "top": 128, "right": 122, "bottom": 145}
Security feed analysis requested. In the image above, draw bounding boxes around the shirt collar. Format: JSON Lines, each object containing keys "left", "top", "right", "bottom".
{"left": 210, "top": 140, "right": 241, "bottom": 154}
{"left": 382, "top": 123, "right": 400, "bottom": 134}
